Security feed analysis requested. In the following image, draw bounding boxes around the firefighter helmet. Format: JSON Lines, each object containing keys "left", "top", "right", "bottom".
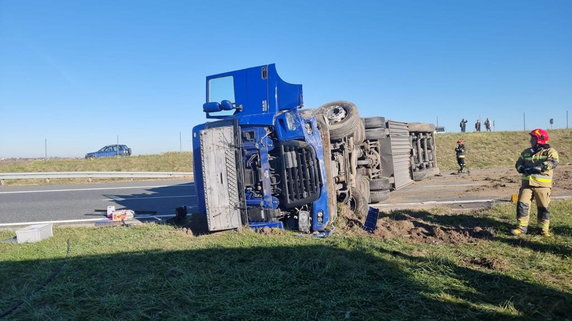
{"left": 529, "top": 128, "right": 549, "bottom": 144}
{"left": 457, "top": 140, "right": 463, "bottom": 144}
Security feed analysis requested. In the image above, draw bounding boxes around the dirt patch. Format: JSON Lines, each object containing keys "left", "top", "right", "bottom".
{"left": 371, "top": 214, "right": 494, "bottom": 244}
{"left": 169, "top": 212, "right": 210, "bottom": 236}
{"left": 335, "top": 205, "right": 494, "bottom": 244}
{"left": 468, "top": 257, "right": 508, "bottom": 271}
{"left": 465, "top": 165, "right": 572, "bottom": 196}
{"left": 256, "top": 227, "right": 285, "bottom": 235}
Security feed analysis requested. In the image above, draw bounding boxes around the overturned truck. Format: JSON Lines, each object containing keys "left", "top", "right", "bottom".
{"left": 192, "top": 64, "right": 438, "bottom": 233}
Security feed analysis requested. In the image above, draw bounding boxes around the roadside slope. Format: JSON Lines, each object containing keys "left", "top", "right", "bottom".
{"left": 435, "top": 129, "right": 572, "bottom": 171}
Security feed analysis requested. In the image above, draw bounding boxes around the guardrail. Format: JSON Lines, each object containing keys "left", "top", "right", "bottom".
{"left": 0, "top": 172, "right": 193, "bottom": 184}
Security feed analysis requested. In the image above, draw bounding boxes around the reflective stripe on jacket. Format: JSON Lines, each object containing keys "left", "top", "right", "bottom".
{"left": 515, "top": 146, "right": 559, "bottom": 188}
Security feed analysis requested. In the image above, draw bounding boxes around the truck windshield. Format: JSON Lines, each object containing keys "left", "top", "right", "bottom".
{"left": 208, "top": 76, "right": 235, "bottom": 103}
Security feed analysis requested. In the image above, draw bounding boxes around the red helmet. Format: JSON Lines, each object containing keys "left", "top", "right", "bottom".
{"left": 529, "top": 128, "right": 549, "bottom": 144}
{"left": 457, "top": 140, "right": 463, "bottom": 144}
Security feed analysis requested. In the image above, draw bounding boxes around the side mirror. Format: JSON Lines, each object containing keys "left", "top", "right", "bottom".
{"left": 220, "top": 100, "right": 234, "bottom": 111}
{"left": 203, "top": 102, "right": 221, "bottom": 113}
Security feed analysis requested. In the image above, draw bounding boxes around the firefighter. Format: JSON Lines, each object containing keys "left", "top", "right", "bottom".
{"left": 455, "top": 140, "right": 467, "bottom": 173}
{"left": 512, "top": 128, "right": 559, "bottom": 237}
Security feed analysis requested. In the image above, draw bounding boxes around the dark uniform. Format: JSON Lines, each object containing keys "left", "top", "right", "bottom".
{"left": 455, "top": 141, "right": 466, "bottom": 173}
{"left": 512, "top": 129, "right": 559, "bottom": 237}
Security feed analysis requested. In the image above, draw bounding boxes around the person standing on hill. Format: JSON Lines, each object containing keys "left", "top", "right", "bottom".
{"left": 512, "top": 129, "right": 559, "bottom": 237}
{"left": 485, "top": 118, "right": 491, "bottom": 132}
{"left": 459, "top": 118, "right": 468, "bottom": 132}
{"left": 455, "top": 140, "right": 467, "bottom": 173}
{"left": 475, "top": 119, "right": 481, "bottom": 132}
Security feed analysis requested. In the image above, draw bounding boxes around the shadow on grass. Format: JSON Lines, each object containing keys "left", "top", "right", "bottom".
{"left": 1, "top": 242, "right": 570, "bottom": 320}
{"left": 388, "top": 210, "right": 572, "bottom": 257}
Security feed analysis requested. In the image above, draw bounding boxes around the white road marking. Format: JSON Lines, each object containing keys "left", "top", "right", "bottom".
{"left": 0, "top": 184, "right": 193, "bottom": 195}
{"left": 102, "top": 195, "right": 195, "bottom": 201}
{"left": 0, "top": 214, "right": 177, "bottom": 227}
{"left": 374, "top": 199, "right": 496, "bottom": 207}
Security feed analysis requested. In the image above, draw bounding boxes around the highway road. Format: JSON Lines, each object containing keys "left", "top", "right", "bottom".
{"left": 0, "top": 179, "right": 197, "bottom": 226}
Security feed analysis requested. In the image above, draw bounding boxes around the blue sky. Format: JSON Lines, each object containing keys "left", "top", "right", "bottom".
{"left": 1, "top": 0, "right": 571, "bottom": 158}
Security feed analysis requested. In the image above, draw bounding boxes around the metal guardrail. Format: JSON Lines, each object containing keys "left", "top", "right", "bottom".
{"left": 0, "top": 172, "right": 194, "bottom": 183}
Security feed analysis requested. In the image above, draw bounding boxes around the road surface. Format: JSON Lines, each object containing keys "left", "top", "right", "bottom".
{"left": 0, "top": 179, "right": 197, "bottom": 226}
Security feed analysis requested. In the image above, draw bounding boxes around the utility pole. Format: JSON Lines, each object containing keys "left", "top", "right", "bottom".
{"left": 44, "top": 138, "right": 47, "bottom": 161}
{"left": 567, "top": 110, "right": 569, "bottom": 129}
{"left": 179, "top": 131, "right": 182, "bottom": 153}
{"left": 523, "top": 112, "right": 526, "bottom": 131}
{"left": 116, "top": 135, "right": 119, "bottom": 156}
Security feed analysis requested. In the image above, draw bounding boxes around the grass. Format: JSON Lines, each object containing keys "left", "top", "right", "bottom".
{"left": 3, "top": 129, "right": 571, "bottom": 178}
{"left": 1, "top": 201, "right": 570, "bottom": 320}
{"left": 0, "top": 152, "right": 193, "bottom": 172}
{"left": 0, "top": 152, "right": 193, "bottom": 185}
{"left": 435, "top": 129, "right": 572, "bottom": 171}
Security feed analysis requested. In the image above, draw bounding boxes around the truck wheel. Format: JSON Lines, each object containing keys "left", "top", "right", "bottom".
{"left": 353, "top": 122, "right": 366, "bottom": 144}
{"left": 370, "top": 177, "right": 391, "bottom": 191}
{"left": 365, "top": 128, "right": 385, "bottom": 141}
{"left": 348, "top": 187, "right": 369, "bottom": 219}
{"left": 369, "top": 190, "right": 390, "bottom": 203}
{"left": 364, "top": 117, "right": 385, "bottom": 129}
{"left": 356, "top": 174, "right": 371, "bottom": 203}
{"left": 317, "top": 101, "right": 362, "bottom": 140}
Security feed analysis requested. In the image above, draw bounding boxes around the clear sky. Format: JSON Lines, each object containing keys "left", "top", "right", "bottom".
{"left": 1, "top": 0, "right": 571, "bottom": 158}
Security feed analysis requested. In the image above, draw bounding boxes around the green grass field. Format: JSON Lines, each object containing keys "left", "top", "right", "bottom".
{"left": 2, "top": 130, "right": 570, "bottom": 175}
{"left": 1, "top": 201, "right": 570, "bottom": 320}
{"left": 436, "top": 129, "right": 572, "bottom": 171}
{"left": 1, "top": 130, "right": 571, "bottom": 319}
{"left": 0, "top": 152, "right": 193, "bottom": 173}
{"left": 0, "top": 152, "right": 193, "bottom": 185}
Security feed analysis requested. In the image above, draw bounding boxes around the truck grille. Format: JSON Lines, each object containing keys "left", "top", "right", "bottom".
{"left": 278, "top": 141, "right": 322, "bottom": 208}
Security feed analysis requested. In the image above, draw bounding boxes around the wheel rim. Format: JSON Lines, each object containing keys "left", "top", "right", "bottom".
{"left": 324, "top": 105, "right": 348, "bottom": 124}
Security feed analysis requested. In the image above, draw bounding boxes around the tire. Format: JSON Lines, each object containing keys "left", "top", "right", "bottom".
{"left": 127, "top": 148, "right": 132, "bottom": 156}
{"left": 356, "top": 174, "right": 371, "bottom": 203}
{"left": 364, "top": 117, "right": 385, "bottom": 129}
{"left": 317, "top": 101, "right": 362, "bottom": 140}
{"left": 369, "top": 190, "right": 390, "bottom": 203}
{"left": 370, "top": 177, "right": 391, "bottom": 191}
{"left": 353, "top": 121, "right": 366, "bottom": 144}
{"left": 408, "top": 122, "right": 435, "bottom": 133}
{"left": 348, "top": 187, "right": 369, "bottom": 219}
{"left": 365, "top": 128, "right": 385, "bottom": 141}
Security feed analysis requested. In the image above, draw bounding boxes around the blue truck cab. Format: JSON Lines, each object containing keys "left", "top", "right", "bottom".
{"left": 192, "top": 64, "right": 335, "bottom": 232}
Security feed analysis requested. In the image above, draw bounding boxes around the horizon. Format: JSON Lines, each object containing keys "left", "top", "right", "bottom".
{"left": 2, "top": 128, "right": 571, "bottom": 160}
{"left": 1, "top": 0, "right": 571, "bottom": 158}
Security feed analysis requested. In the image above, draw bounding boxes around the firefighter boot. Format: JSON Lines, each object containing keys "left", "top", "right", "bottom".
{"left": 540, "top": 220, "right": 551, "bottom": 238}
{"left": 513, "top": 202, "right": 530, "bottom": 236}
{"left": 511, "top": 218, "right": 529, "bottom": 236}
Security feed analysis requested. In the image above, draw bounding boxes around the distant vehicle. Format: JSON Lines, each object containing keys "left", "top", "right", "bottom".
{"left": 85, "top": 145, "right": 132, "bottom": 159}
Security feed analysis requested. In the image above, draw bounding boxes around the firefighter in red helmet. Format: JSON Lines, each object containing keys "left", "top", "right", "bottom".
{"left": 512, "top": 129, "right": 559, "bottom": 237}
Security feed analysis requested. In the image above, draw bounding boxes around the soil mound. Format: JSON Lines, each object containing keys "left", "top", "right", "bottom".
{"left": 336, "top": 206, "right": 494, "bottom": 245}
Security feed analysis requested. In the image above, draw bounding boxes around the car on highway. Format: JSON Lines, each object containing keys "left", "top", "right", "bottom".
{"left": 85, "top": 145, "right": 132, "bottom": 159}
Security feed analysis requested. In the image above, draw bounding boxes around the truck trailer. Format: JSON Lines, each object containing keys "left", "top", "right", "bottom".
{"left": 192, "top": 64, "right": 438, "bottom": 233}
